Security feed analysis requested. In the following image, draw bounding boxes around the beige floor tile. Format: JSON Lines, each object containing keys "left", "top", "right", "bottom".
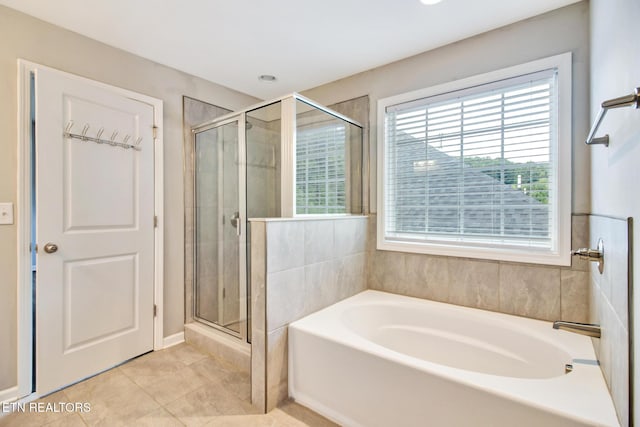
{"left": 119, "top": 351, "right": 186, "bottom": 387}
{"left": 133, "top": 407, "right": 184, "bottom": 427}
{"left": 44, "top": 413, "right": 87, "bottom": 427}
{"left": 164, "top": 383, "right": 257, "bottom": 427}
{"left": 203, "top": 415, "right": 276, "bottom": 427}
{"left": 270, "top": 400, "right": 338, "bottom": 427}
{"left": 221, "top": 371, "right": 252, "bottom": 401}
{"left": 63, "top": 368, "right": 129, "bottom": 403}
{"left": 190, "top": 358, "right": 251, "bottom": 401}
{"left": 164, "top": 397, "right": 220, "bottom": 427}
{"left": 77, "top": 376, "right": 160, "bottom": 425}
{"left": 0, "top": 410, "right": 73, "bottom": 427}
{"left": 165, "top": 344, "right": 209, "bottom": 366}
{"left": 189, "top": 357, "right": 236, "bottom": 382}
{"left": 7, "top": 344, "right": 335, "bottom": 427}
{"left": 142, "top": 365, "right": 212, "bottom": 406}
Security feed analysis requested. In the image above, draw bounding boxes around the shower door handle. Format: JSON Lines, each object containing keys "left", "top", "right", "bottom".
{"left": 230, "top": 211, "right": 241, "bottom": 236}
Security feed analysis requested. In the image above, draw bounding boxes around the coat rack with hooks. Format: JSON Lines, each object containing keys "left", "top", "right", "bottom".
{"left": 63, "top": 121, "right": 142, "bottom": 151}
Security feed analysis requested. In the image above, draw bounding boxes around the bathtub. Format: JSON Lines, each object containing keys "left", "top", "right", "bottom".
{"left": 288, "top": 290, "right": 619, "bottom": 427}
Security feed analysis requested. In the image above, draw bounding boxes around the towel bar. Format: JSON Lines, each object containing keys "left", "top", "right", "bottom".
{"left": 585, "top": 87, "right": 639, "bottom": 146}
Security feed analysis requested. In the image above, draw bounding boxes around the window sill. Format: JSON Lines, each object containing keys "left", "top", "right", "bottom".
{"left": 377, "top": 237, "right": 571, "bottom": 266}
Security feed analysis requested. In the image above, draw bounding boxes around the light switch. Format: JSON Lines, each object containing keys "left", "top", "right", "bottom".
{"left": 0, "top": 203, "right": 14, "bottom": 225}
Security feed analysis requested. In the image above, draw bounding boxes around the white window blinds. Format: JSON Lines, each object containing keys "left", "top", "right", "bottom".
{"left": 296, "top": 124, "right": 347, "bottom": 214}
{"left": 383, "top": 69, "right": 558, "bottom": 250}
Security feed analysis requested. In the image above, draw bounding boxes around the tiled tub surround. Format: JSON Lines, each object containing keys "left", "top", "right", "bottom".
{"left": 248, "top": 213, "right": 592, "bottom": 413}
{"left": 589, "top": 215, "right": 632, "bottom": 427}
{"left": 250, "top": 216, "right": 368, "bottom": 412}
{"left": 289, "top": 291, "right": 619, "bottom": 427}
{"left": 366, "top": 213, "right": 591, "bottom": 323}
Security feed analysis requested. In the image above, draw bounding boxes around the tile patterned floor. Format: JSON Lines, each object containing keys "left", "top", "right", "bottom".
{"left": 0, "top": 344, "right": 336, "bottom": 426}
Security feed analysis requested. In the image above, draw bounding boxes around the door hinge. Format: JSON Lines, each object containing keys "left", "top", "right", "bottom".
{"left": 154, "top": 215, "right": 158, "bottom": 228}
{"left": 152, "top": 126, "right": 158, "bottom": 139}
{"left": 31, "top": 243, "right": 38, "bottom": 253}
{"left": 153, "top": 304, "right": 157, "bottom": 317}
{"left": 223, "top": 288, "right": 226, "bottom": 299}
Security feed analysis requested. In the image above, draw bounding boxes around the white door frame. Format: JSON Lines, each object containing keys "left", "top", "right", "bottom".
{"left": 15, "top": 60, "right": 164, "bottom": 400}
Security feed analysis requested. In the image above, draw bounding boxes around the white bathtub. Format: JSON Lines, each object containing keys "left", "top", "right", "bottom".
{"left": 288, "top": 290, "right": 619, "bottom": 427}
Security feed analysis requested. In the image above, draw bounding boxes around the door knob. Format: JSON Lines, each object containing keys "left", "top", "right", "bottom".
{"left": 44, "top": 243, "right": 58, "bottom": 254}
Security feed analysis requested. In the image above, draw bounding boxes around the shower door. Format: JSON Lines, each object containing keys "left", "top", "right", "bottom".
{"left": 193, "top": 116, "right": 247, "bottom": 339}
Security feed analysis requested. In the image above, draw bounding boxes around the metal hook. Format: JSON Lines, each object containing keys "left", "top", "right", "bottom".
{"left": 123, "top": 135, "right": 131, "bottom": 145}
{"left": 81, "top": 124, "right": 90, "bottom": 139}
{"left": 110, "top": 131, "right": 119, "bottom": 145}
{"left": 96, "top": 127, "right": 105, "bottom": 140}
{"left": 65, "top": 121, "right": 74, "bottom": 133}
{"left": 134, "top": 137, "right": 143, "bottom": 146}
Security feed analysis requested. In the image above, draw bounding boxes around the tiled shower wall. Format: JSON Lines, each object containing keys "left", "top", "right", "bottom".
{"left": 589, "top": 215, "right": 631, "bottom": 427}
{"left": 250, "top": 216, "right": 368, "bottom": 412}
{"left": 367, "top": 213, "right": 591, "bottom": 323}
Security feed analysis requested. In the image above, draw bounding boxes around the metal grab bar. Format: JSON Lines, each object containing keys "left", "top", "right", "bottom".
{"left": 585, "top": 87, "right": 640, "bottom": 146}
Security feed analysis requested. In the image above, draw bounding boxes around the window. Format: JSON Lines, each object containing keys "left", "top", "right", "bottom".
{"left": 296, "top": 123, "right": 347, "bottom": 214}
{"left": 378, "top": 54, "right": 571, "bottom": 265}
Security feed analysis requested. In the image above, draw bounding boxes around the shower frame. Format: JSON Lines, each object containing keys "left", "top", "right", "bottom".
{"left": 191, "top": 114, "right": 247, "bottom": 339}
{"left": 190, "top": 93, "right": 363, "bottom": 341}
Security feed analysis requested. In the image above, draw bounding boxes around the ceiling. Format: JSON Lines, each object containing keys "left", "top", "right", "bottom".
{"left": 0, "top": 0, "right": 581, "bottom": 100}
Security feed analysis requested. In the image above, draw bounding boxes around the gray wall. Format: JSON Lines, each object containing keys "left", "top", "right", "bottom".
{"left": 302, "top": 4, "right": 591, "bottom": 318}
{"left": 302, "top": 1, "right": 590, "bottom": 215}
{"left": 0, "top": 6, "right": 258, "bottom": 393}
{"left": 589, "top": 0, "right": 640, "bottom": 424}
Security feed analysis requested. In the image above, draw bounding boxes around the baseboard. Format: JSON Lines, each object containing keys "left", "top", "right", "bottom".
{"left": 0, "top": 386, "right": 19, "bottom": 404}
{"left": 162, "top": 331, "right": 185, "bottom": 349}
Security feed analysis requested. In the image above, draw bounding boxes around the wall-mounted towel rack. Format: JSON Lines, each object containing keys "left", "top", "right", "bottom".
{"left": 63, "top": 121, "right": 142, "bottom": 151}
{"left": 586, "top": 87, "right": 640, "bottom": 146}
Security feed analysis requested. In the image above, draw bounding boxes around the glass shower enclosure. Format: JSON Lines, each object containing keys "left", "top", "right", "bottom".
{"left": 191, "top": 94, "right": 363, "bottom": 341}
{"left": 193, "top": 117, "right": 246, "bottom": 337}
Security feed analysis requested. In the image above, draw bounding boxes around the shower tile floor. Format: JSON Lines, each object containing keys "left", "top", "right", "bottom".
{"left": 1, "top": 343, "right": 336, "bottom": 427}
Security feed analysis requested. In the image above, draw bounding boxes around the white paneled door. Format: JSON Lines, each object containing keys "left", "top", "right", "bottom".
{"left": 34, "top": 68, "right": 156, "bottom": 395}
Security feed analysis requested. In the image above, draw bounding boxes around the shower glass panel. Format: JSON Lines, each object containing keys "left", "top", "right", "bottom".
{"left": 194, "top": 117, "right": 246, "bottom": 337}
{"left": 246, "top": 102, "right": 282, "bottom": 219}
{"left": 295, "top": 100, "right": 363, "bottom": 214}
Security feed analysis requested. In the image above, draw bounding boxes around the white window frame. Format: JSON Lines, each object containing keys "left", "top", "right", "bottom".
{"left": 377, "top": 52, "right": 572, "bottom": 266}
